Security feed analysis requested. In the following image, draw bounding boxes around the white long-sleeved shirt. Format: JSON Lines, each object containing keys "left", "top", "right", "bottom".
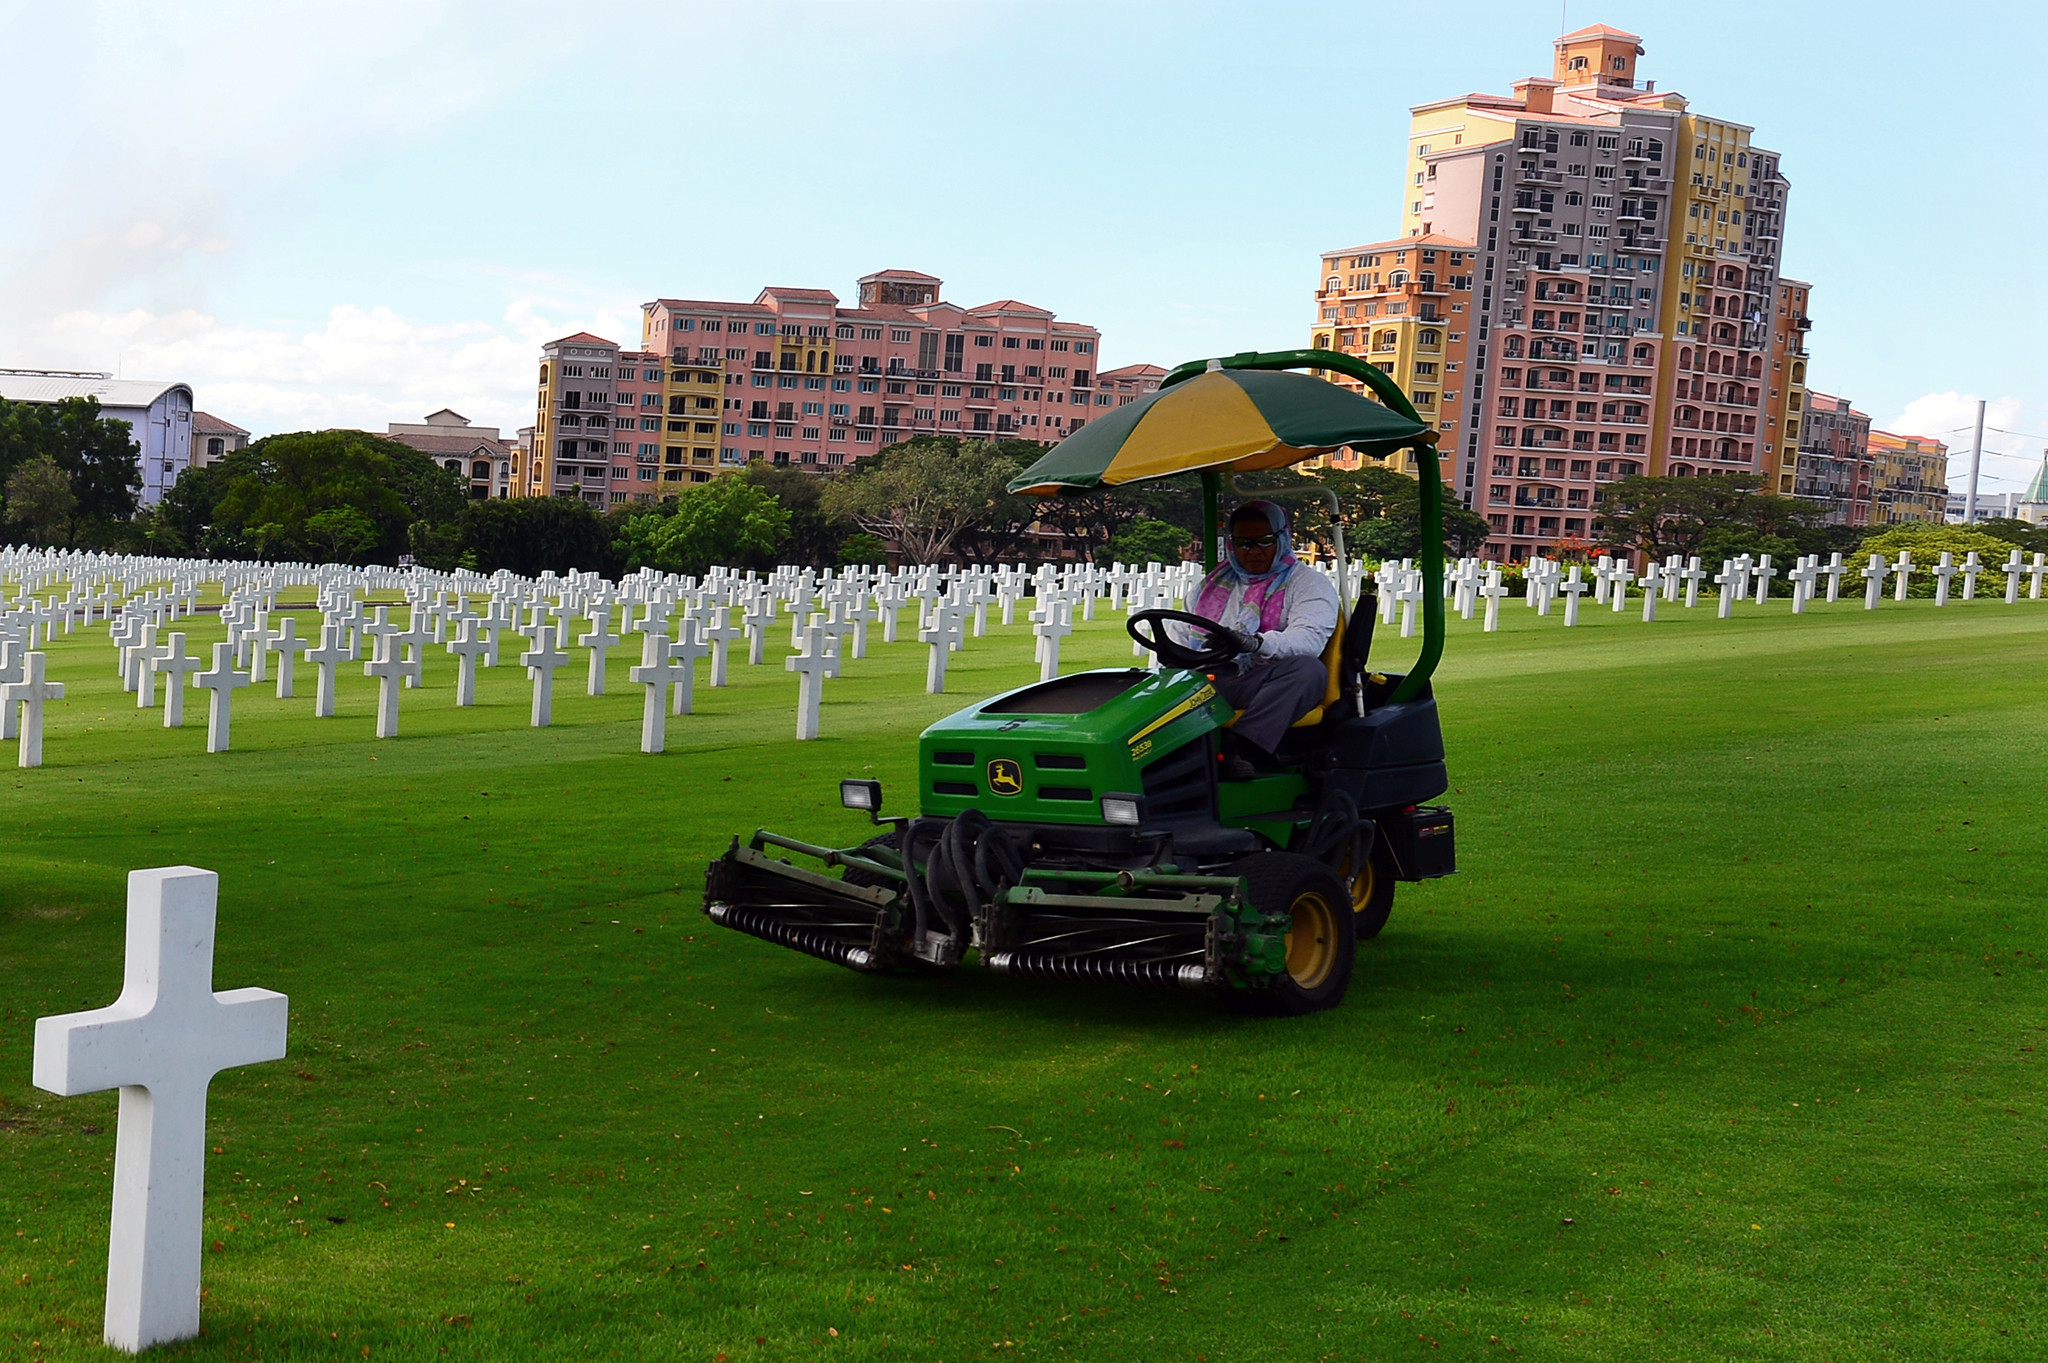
{"left": 1176, "top": 566, "right": 1339, "bottom": 669}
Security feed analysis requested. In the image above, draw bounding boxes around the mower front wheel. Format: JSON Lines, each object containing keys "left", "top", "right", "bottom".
{"left": 1230, "top": 852, "right": 1355, "bottom": 1017}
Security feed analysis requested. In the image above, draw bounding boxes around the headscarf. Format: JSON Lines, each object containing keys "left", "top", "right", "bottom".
{"left": 1194, "top": 500, "right": 1300, "bottom": 632}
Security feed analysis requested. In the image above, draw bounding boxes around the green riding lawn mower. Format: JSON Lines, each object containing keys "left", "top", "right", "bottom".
{"left": 703, "top": 349, "right": 1458, "bottom": 1015}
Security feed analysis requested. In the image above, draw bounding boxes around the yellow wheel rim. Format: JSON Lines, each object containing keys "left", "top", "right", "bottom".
{"left": 1339, "top": 848, "right": 1377, "bottom": 915}
{"left": 1283, "top": 890, "right": 1338, "bottom": 989}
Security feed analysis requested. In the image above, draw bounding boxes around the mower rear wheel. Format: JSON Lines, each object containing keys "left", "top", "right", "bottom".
{"left": 1230, "top": 852, "right": 1355, "bottom": 1016}
{"left": 1337, "top": 837, "right": 1398, "bottom": 940}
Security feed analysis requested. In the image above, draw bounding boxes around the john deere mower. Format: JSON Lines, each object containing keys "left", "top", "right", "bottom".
{"left": 703, "top": 350, "right": 1456, "bottom": 1014}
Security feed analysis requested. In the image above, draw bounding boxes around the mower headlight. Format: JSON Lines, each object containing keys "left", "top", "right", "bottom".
{"left": 840, "top": 779, "right": 882, "bottom": 813}
{"left": 1100, "top": 793, "right": 1146, "bottom": 827}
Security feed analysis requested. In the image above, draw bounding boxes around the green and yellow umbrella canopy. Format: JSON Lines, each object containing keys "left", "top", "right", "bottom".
{"left": 1007, "top": 361, "right": 1430, "bottom": 496}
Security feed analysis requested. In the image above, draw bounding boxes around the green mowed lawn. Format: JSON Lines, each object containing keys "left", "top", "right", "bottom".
{"left": 3, "top": 596, "right": 2044, "bottom": 1360}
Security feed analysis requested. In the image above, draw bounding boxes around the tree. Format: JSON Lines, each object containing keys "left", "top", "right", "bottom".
{"left": 1850, "top": 523, "right": 2027, "bottom": 596}
{"left": 1975, "top": 517, "right": 2048, "bottom": 555}
{"left": 821, "top": 437, "right": 1030, "bottom": 565}
{"left": 732, "top": 461, "right": 852, "bottom": 568}
{"left": 836, "top": 532, "right": 890, "bottom": 567}
{"left": 1285, "top": 465, "right": 1492, "bottom": 559}
{"left": 206, "top": 430, "right": 437, "bottom": 562}
{"left": 457, "top": 496, "right": 612, "bottom": 576}
{"left": 4, "top": 456, "right": 76, "bottom": 546}
{"left": 1592, "top": 474, "right": 1837, "bottom": 563}
{"left": 303, "top": 506, "right": 380, "bottom": 564}
{"left": 0, "top": 397, "right": 142, "bottom": 546}
{"left": 1099, "top": 516, "right": 1191, "bottom": 566}
{"left": 612, "top": 476, "right": 790, "bottom": 577}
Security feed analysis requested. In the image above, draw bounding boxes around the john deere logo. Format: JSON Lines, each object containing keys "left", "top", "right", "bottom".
{"left": 986, "top": 758, "right": 1024, "bottom": 796}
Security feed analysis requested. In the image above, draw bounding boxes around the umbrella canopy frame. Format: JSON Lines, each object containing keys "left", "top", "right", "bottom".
{"left": 1116, "top": 348, "right": 1447, "bottom": 704}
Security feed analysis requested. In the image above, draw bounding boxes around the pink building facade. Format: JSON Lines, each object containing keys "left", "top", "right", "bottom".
{"left": 639, "top": 267, "right": 1104, "bottom": 472}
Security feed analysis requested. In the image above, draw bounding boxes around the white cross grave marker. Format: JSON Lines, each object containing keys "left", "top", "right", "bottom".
{"left": 1891, "top": 550, "right": 1915, "bottom": 602}
{"left": 1033, "top": 598, "right": 1073, "bottom": 682}
{"left": 521, "top": 624, "right": 570, "bottom": 728}
{"left": 578, "top": 608, "right": 622, "bottom": 697}
{"left": 304, "top": 624, "right": 351, "bottom": 718}
{"left": 2028, "top": 553, "right": 2048, "bottom": 601}
{"left": 32, "top": 866, "right": 287, "bottom": 1353}
{"left": 1639, "top": 562, "right": 1660, "bottom": 622}
{"left": 268, "top": 617, "right": 308, "bottom": 699}
{"left": 1474, "top": 568, "right": 1506, "bottom": 632}
{"left": 446, "top": 618, "right": 490, "bottom": 707}
{"left": 1861, "top": 553, "right": 1886, "bottom": 610}
{"left": 194, "top": 643, "right": 250, "bottom": 754}
{"left": 1960, "top": 552, "right": 1982, "bottom": 601}
{"left": 1822, "top": 552, "right": 1846, "bottom": 603}
{"left": 2001, "top": 550, "right": 2026, "bottom": 604}
{"left": 1560, "top": 566, "right": 1589, "bottom": 627}
{"left": 3, "top": 650, "right": 65, "bottom": 768}
{"left": 785, "top": 624, "right": 837, "bottom": 741}
{"left": 1932, "top": 552, "right": 1957, "bottom": 607}
{"left": 152, "top": 634, "right": 202, "bottom": 729}
{"left": 627, "top": 635, "right": 682, "bottom": 754}
{"left": 668, "top": 617, "right": 710, "bottom": 716}
{"left": 1679, "top": 556, "right": 1708, "bottom": 609}
{"left": 363, "top": 635, "right": 421, "bottom": 739}
{"left": 1752, "top": 553, "right": 1777, "bottom": 606}
{"left": 703, "top": 606, "right": 745, "bottom": 686}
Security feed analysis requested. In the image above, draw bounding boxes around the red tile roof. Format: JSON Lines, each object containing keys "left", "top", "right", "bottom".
{"left": 548, "top": 332, "right": 616, "bottom": 347}
{"left": 193, "top": 411, "right": 248, "bottom": 436}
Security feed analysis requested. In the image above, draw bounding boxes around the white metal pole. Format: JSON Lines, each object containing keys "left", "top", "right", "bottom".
{"left": 1964, "top": 398, "right": 1985, "bottom": 523}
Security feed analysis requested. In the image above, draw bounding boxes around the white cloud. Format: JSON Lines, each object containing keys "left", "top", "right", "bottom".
{"left": 1882, "top": 391, "right": 2045, "bottom": 492}
{"left": 31, "top": 299, "right": 637, "bottom": 439}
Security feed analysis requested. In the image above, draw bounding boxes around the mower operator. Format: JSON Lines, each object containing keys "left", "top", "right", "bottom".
{"left": 1179, "top": 500, "right": 1338, "bottom": 780}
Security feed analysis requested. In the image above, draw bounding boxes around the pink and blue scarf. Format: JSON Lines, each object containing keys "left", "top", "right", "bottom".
{"left": 1194, "top": 500, "right": 1300, "bottom": 632}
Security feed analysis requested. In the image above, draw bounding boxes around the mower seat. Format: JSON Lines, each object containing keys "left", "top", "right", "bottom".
{"left": 1288, "top": 588, "right": 1378, "bottom": 729}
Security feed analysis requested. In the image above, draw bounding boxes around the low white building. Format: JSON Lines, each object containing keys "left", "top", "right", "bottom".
{"left": 0, "top": 370, "right": 195, "bottom": 507}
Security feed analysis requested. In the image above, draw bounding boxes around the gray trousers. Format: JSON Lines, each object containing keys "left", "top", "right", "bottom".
{"left": 1218, "top": 655, "right": 1328, "bottom": 753}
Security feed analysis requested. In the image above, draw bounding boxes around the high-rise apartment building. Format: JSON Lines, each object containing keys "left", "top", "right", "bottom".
{"left": 531, "top": 335, "right": 727, "bottom": 505}
{"left": 1311, "top": 234, "right": 1475, "bottom": 477}
{"left": 527, "top": 269, "right": 1107, "bottom": 501}
{"left": 1317, "top": 25, "right": 1806, "bottom": 560}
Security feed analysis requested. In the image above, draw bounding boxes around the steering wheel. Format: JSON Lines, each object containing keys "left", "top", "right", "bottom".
{"left": 1126, "top": 609, "right": 1244, "bottom": 671}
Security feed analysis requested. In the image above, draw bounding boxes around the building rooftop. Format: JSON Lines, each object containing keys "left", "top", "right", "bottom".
{"left": 546, "top": 332, "right": 615, "bottom": 348}
{"left": 193, "top": 411, "right": 248, "bottom": 436}
{"left": 1324, "top": 232, "right": 1476, "bottom": 256}
{"left": 0, "top": 372, "right": 191, "bottom": 408}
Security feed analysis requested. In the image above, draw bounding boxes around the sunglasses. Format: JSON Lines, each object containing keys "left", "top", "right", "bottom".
{"left": 1231, "top": 534, "right": 1279, "bottom": 549}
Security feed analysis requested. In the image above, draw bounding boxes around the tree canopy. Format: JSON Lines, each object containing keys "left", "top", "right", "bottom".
{"left": 1592, "top": 474, "right": 1849, "bottom": 562}
{"left": 0, "top": 397, "right": 141, "bottom": 546}
{"left": 163, "top": 429, "right": 466, "bottom": 564}
{"left": 821, "top": 437, "right": 1033, "bottom": 565}
{"left": 613, "top": 476, "right": 791, "bottom": 577}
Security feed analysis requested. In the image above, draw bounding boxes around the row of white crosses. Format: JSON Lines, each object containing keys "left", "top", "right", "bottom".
{"left": 11, "top": 543, "right": 2048, "bottom": 758}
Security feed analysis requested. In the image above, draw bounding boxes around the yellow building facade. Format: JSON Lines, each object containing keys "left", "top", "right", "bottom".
{"left": 1866, "top": 429, "right": 1949, "bottom": 524}
{"left": 1310, "top": 234, "right": 1475, "bottom": 475}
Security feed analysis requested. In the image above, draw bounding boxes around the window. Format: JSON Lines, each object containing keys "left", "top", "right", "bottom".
{"left": 890, "top": 328, "right": 912, "bottom": 344}
{"left": 974, "top": 334, "right": 993, "bottom": 347}
{"left": 1002, "top": 336, "right": 1020, "bottom": 349}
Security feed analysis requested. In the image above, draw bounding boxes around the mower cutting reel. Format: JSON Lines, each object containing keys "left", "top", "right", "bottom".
{"left": 703, "top": 348, "right": 1458, "bottom": 1015}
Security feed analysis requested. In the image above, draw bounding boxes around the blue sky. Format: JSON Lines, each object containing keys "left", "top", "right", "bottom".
{"left": 5, "top": 1, "right": 2043, "bottom": 489}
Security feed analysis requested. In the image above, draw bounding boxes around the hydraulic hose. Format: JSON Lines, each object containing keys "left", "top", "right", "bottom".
{"left": 902, "top": 812, "right": 1023, "bottom": 942}
{"left": 1296, "top": 784, "right": 1374, "bottom": 877}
